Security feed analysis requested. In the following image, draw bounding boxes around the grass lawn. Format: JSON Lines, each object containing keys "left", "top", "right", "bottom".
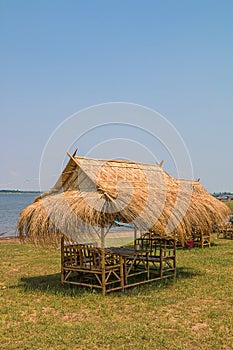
{"left": 225, "top": 200, "right": 233, "bottom": 213}
{"left": 1, "top": 237, "right": 233, "bottom": 350}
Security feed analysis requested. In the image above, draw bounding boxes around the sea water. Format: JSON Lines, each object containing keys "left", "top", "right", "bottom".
{"left": 0, "top": 192, "right": 40, "bottom": 237}
{"left": 0, "top": 192, "right": 133, "bottom": 239}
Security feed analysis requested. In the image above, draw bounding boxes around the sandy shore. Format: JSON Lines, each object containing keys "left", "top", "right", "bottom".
{"left": 0, "top": 231, "right": 134, "bottom": 244}
{"left": 0, "top": 237, "right": 20, "bottom": 243}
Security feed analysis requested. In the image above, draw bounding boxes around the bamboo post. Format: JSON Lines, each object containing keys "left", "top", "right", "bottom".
{"left": 159, "top": 241, "right": 163, "bottom": 278}
{"left": 101, "top": 225, "right": 105, "bottom": 249}
{"left": 174, "top": 239, "right": 177, "bottom": 277}
{"left": 61, "top": 235, "right": 64, "bottom": 284}
{"left": 101, "top": 225, "right": 106, "bottom": 295}
{"left": 134, "top": 226, "right": 137, "bottom": 243}
{"left": 120, "top": 256, "right": 124, "bottom": 291}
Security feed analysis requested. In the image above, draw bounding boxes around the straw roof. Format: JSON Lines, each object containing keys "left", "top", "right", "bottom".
{"left": 17, "top": 151, "right": 230, "bottom": 246}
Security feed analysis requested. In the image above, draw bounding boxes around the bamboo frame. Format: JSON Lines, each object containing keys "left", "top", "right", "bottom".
{"left": 61, "top": 237, "right": 124, "bottom": 295}
{"left": 190, "top": 225, "right": 211, "bottom": 248}
{"left": 217, "top": 223, "right": 233, "bottom": 240}
{"left": 61, "top": 236, "right": 176, "bottom": 294}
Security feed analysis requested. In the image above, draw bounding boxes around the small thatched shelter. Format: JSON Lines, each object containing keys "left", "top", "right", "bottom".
{"left": 18, "top": 151, "right": 230, "bottom": 246}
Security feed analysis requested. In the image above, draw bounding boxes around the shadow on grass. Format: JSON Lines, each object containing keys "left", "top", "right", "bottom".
{"left": 210, "top": 241, "right": 219, "bottom": 247}
{"left": 20, "top": 273, "right": 88, "bottom": 296}
{"left": 175, "top": 266, "right": 203, "bottom": 279}
{"left": 18, "top": 266, "right": 202, "bottom": 296}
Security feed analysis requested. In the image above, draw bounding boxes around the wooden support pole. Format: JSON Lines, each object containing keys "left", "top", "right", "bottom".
{"left": 101, "top": 251, "right": 106, "bottom": 296}
{"left": 134, "top": 226, "right": 137, "bottom": 243}
{"left": 101, "top": 225, "right": 106, "bottom": 295}
{"left": 61, "top": 235, "right": 64, "bottom": 284}
{"left": 101, "top": 225, "right": 105, "bottom": 249}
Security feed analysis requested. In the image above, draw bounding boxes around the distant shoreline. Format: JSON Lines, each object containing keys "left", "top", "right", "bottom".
{"left": 0, "top": 190, "right": 41, "bottom": 194}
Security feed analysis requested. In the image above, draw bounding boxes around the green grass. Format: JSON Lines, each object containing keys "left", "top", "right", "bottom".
{"left": 1, "top": 237, "right": 233, "bottom": 350}
{"left": 225, "top": 200, "right": 233, "bottom": 213}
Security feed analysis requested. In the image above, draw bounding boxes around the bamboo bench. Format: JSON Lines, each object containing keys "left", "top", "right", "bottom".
{"left": 61, "top": 237, "right": 124, "bottom": 295}
{"left": 217, "top": 224, "right": 233, "bottom": 240}
{"left": 190, "top": 226, "right": 211, "bottom": 248}
{"left": 134, "top": 237, "right": 176, "bottom": 279}
{"left": 61, "top": 236, "right": 176, "bottom": 294}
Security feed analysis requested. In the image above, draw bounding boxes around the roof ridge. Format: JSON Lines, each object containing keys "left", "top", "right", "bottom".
{"left": 74, "top": 155, "right": 162, "bottom": 167}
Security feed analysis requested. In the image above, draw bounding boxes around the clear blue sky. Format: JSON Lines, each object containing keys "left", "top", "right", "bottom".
{"left": 0, "top": 0, "right": 232, "bottom": 192}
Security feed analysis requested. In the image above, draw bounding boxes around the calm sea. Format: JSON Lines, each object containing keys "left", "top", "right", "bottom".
{"left": 0, "top": 192, "right": 133, "bottom": 239}
{"left": 0, "top": 192, "right": 40, "bottom": 238}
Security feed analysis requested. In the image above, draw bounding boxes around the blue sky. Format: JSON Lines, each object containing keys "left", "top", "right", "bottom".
{"left": 0, "top": 0, "right": 232, "bottom": 192}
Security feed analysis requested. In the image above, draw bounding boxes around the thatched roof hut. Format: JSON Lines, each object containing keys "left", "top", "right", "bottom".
{"left": 18, "top": 151, "right": 230, "bottom": 246}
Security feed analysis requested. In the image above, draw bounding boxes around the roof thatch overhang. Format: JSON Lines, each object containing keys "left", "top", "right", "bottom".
{"left": 17, "top": 152, "right": 230, "bottom": 246}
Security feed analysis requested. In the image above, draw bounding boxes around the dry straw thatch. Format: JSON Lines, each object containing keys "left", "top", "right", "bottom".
{"left": 17, "top": 151, "right": 230, "bottom": 246}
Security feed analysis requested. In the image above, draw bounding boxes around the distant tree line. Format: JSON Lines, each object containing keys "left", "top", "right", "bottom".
{"left": 0, "top": 190, "right": 41, "bottom": 194}
{"left": 212, "top": 192, "right": 233, "bottom": 197}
